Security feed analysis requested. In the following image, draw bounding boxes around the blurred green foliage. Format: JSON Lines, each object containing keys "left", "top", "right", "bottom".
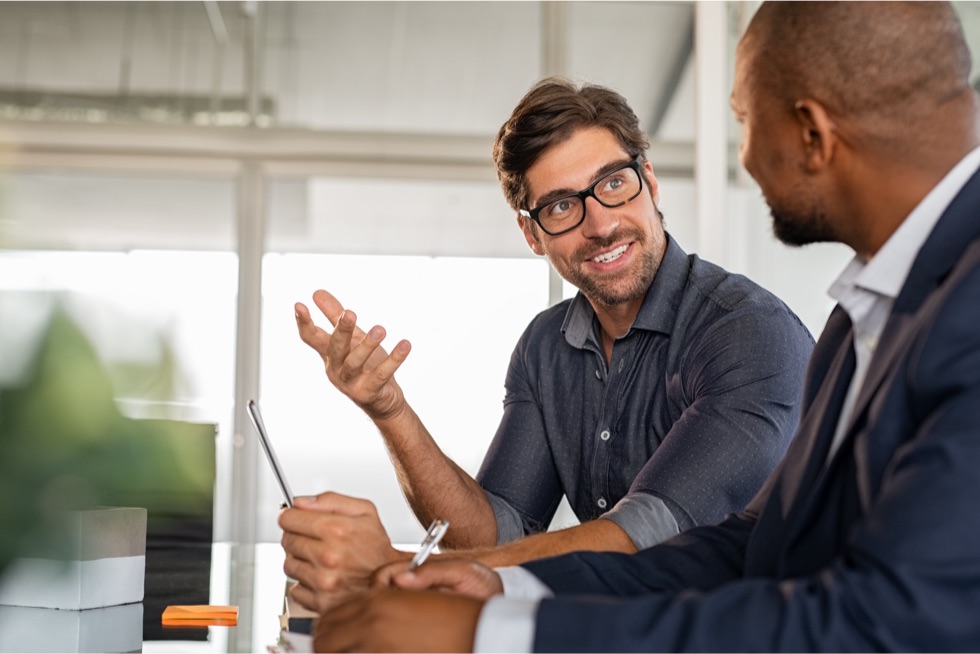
{"left": 0, "top": 307, "right": 214, "bottom": 572}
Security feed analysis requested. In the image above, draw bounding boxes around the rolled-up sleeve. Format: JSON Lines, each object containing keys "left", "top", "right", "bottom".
{"left": 478, "top": 330, "right": 564, "bottom": 543}
{"left": 627, "top": 305, "right": 812, "bottom": 530}
{"left": 601, "top": 492, "right": 680, "bottom": 550}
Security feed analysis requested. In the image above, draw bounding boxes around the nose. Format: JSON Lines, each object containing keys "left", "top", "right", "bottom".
{"left": 578, "top": 196, "right": 620, "bottom": 239}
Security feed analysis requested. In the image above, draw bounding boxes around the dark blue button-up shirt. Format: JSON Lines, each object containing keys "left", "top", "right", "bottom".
{"left": 477, "top": 236, "right": 814, "bottom": 548}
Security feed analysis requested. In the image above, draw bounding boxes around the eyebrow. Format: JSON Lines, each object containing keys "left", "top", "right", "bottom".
{"left": 531, "top": 157, "right": 635, "bottom": 208}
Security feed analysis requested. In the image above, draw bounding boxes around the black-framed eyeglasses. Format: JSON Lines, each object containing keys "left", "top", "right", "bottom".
{"left": 519, "top": 156, "right": 645, "bottom": 236}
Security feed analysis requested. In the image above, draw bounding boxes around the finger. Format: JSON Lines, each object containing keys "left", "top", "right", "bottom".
{"left": 342, "top": 324, "right": 388, "bottom": 371}
{"left": 280, "top": 511, "right": 358, "bottom": 548}
{"left": 280, "top": 530, "right": 327, "bottom": 567}
{"left": 280, "top": 509, "right": 349, "bottom": 547}
{"left": 295, "top": 302, "right": 332, "bottom": 352}
{"left": 394, "top": 559, "right": 504, "bottom": 599}
{"left": 282, "top": 552, "right": 322, "bottom": 589}
{"left": 280, "top": 529, "right": 331, "bottom": 565}
{"left": 287, "top": 580, "right": 322, "bottom": 613}
{"left": 311, "top": 289, "right": 347, "bottom": 328}
{"left": 393, "top": 564, "right": 458, "bottom": 590}
{"left": 279, "top": 506, "right": 321, "bottom": 538}
{"left": 362, "top": 340, "right": 412, "bottom": 391}
{"left": 295, "top": 301, "right": 313, "bottom": 326}
{"left": 325, "top": 309, "right": 358, "bottom": 369}
{"left": 292, "top": 491, "right": 380, "bottom": 517}
{"left": 370, "top": 560, "right": 413, "bottom": 588}
{"left": 282, "top": 551, "right": 346, "bottom": 597}
{"left": 388, "top": 570, "right": 434, "bottom": 591}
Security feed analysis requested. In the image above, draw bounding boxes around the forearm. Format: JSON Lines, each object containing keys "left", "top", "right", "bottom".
{"left": 452, "top": 518, "right": 637, "bottom": 569}
{"left": 373, "top": 403, "right": 497, "bottom": 548}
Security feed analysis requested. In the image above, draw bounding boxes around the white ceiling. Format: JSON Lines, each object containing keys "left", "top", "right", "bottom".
{"left": 0, "top": 1, "right": 697, "bottom": 140}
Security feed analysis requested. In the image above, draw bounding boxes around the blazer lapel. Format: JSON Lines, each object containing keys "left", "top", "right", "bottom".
{"left": 777, "top": 306, "right": 856, "bottom": 509}
{"left": 744, "top": 306, "right": 856, "bottom": 574}
{"left": 829, "top": 167, "right": 980, "bottom": 465}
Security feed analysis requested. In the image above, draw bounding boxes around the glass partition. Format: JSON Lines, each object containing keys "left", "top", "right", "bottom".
{"left": 0, "top": 170, "right": 239, "bottom": 539}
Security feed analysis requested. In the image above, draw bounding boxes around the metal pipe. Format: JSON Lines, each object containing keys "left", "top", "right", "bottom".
{"left": 204, "top": 1, "right": 229, "bottom": 121}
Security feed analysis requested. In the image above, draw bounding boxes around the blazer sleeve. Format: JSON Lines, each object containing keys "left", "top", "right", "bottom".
{"left": 523, "top": 509, "right": 756, "bottom": 597}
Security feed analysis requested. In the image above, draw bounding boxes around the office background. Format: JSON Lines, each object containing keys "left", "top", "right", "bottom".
{"left": 2, "top": 1, "right": 979, "bottom": 546}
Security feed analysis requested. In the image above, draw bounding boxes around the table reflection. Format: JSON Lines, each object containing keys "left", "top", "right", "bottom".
{"left": 0, "top": 543, "right": 288, "bottom": 654}
{"left": 142, "top": 542, "right": 287, "bottom": 653}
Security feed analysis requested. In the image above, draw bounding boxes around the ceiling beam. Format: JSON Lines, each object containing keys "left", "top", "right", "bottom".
{"left": 0, "top": 119, "right": 695, "bottom": 179}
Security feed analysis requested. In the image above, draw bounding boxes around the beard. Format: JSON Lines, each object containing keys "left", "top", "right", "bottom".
{"left": 552, "top": 227, "right": 662, "bottom": 307}
{"left": 770, "top": 204, "right": 838, "bottom": 247}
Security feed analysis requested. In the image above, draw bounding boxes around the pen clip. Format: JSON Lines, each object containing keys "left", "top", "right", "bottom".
{"left": 408, "top": 518, "right": 449, "bottom": 570}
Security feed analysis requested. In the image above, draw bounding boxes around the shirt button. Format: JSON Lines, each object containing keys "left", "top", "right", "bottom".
{"left": 597, "top": 498, "right": 608, "bottom": 509}
{"left": 599, "top": 429, "right": 611, "bottom": 441}
{"left": 595, "top": 369, "right": 601, "bottom": 380}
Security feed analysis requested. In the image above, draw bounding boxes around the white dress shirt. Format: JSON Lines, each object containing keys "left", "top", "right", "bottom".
{"left": 826, "top": 145, "right": 980, "bottom": 462}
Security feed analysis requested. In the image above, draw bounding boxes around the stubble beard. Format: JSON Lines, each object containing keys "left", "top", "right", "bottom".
{"left": 554, "top": 228, "right": 661, "bottom": 307}
{"left": 770, "top": 201, "right": 837, "bottom": 247}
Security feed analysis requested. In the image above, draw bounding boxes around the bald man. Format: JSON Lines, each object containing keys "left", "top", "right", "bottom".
{"left": 310, "top": 2, "right": 980, "bottom": 651}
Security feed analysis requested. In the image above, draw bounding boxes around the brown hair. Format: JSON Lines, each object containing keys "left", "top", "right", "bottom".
{"left": 492, "top": 76, "right": 650, "bottom": 214}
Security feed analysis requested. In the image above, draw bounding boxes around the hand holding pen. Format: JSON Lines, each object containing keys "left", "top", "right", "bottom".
{"left": 408, "top": 519, "right": 449, "bottom": 570}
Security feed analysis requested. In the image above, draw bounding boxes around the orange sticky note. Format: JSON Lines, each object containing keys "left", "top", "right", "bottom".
{"left": 162, "top": 604, "right": 239, "bottom": 626}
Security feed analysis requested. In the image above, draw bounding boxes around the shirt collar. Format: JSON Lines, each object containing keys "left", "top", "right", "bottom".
{"left": 561, "top": 235, "right": 688, "bottom": 349}
{"left": 830, "top": 145, "right": 980, "bottom": 303}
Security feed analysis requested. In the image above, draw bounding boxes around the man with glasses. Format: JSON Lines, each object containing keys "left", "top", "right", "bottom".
{"left": 311, "top": 2, "right": 980, "bottom": 651}
{"left": 280, "top": 77, "right": 814, "bottom": 614}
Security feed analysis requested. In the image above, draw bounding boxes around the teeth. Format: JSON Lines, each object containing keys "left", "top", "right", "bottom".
{"left": 592, "top": 244, "right": 628, "bottom": 263}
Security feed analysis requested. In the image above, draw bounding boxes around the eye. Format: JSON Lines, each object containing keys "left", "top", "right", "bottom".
{"left": 547, "top": 198, "right": 575, "bottom": 217}
{"left": 604, "top": 176, "right": 624, "bottom": 192}
{"left": 599, "top": 172, "right": 628, "bottom": 196}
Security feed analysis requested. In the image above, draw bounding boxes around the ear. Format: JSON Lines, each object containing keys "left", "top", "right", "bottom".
{"left": 518, "top": 214, "right": 546, "bottom": 256}
{"left": 641, "top": 159, "right": 661, "bottom": 205}
{"left": 794, "top": 99, "right": 837, "bottom": 172}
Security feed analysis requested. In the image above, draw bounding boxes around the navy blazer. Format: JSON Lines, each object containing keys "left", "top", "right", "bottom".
{"left": 524, "top": 169, "right": 980, "bottom": 652}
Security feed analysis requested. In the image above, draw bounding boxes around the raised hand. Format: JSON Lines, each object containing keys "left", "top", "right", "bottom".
{"left": 295, "top": 289, "right": 412, "bottom": 420}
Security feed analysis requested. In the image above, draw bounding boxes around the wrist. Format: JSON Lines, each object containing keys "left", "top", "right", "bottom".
{"left": 366, "top": 396, "right": 410, "bottom": 424}
{"left": 371, "top": 401, "right": 419, "bottom": 436}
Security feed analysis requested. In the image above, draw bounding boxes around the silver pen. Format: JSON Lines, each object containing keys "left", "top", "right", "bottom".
{"left": 408, "top": 518, "right": 449, "bottom": 570}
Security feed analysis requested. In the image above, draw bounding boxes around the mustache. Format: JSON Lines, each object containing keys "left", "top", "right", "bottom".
{"left": 576, "top": 229, "right": 644, "bottom": 261}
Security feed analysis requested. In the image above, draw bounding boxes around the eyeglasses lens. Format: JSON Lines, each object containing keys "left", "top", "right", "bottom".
{"left": 538, "top": 164, "right": 641, "bottom": 235}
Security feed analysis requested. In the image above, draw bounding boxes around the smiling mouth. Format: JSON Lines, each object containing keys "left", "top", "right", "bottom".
{"left": 591, "top": 244, "right": 629, "bottom": 264}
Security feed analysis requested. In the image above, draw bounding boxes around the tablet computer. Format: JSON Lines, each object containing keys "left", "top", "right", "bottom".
{"left": 246, "top": 399, "right": 295, "bottom": 508}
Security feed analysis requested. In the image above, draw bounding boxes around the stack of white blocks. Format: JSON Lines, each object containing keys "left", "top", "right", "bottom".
{"left": 0, "top": 507, "right": 147, "bottom": 653}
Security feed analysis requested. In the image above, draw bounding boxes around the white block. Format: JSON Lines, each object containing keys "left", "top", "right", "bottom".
{"left": 0, "top": 507, "right": 146, "bottom": 610}
{"left": 0, "top": 603, "right": 143, "bottom": 653}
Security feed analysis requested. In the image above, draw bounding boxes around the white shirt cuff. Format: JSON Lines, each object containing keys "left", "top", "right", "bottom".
{"left": 472, "top": 567, "right": 553, "bottom": 653}
{"left": 473, "top": 596, "right": 541, "bottom": 653}
{"left": 497, "top": 566, "right": 554, "bottom": 600}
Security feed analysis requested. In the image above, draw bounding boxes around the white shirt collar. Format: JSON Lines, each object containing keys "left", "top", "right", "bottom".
{"left": 831, "top": 144, "right": 980, "bottom": 304}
